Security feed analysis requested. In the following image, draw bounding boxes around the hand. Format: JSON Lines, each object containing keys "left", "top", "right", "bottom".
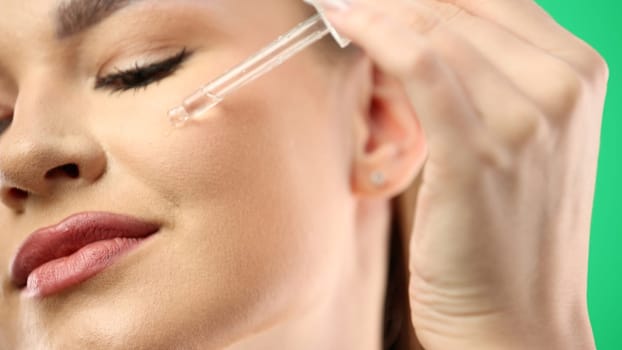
{"left": 318, "top": 0, "right": 609, "bottom": 349}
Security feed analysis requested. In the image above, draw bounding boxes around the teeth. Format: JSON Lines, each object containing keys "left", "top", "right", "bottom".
{"left": 303, "top": 0, "right": 351, "bottom": 48}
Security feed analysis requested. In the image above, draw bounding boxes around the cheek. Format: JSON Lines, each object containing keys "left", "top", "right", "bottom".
{"left": 92, "top": 68, "right": 355, "bottom": 343}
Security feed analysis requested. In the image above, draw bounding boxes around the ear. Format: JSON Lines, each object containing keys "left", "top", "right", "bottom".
{"left": 351, "top": 64, "right": 427, "bottom": 199}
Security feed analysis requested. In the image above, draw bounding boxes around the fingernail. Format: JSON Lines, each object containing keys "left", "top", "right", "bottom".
{"left": 316, "top": 0, "right": 352, "bottom": 12}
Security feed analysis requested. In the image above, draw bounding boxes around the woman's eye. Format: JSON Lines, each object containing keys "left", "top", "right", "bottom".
{"left": 95, "top": 48, "right": 190, "bottom": 93}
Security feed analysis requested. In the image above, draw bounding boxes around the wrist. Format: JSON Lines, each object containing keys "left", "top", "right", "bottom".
{"left": 466, "top": 314, "right": 596, "bottom": 350}
{"left": 420, "top": 309, "right": 596, "bottom": 350}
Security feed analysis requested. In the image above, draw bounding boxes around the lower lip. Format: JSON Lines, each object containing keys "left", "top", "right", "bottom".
{"left": 24, "top": 237, "right": 150, "bottom": 298}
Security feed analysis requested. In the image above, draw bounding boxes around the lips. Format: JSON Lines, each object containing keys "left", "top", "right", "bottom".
{"left": 10, "top": 212, "right": 160, "bottom": 297}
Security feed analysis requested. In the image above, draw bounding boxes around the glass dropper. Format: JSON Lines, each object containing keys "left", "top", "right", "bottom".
{"left": 168, "top": 14, "right": 334, "bottom": 127}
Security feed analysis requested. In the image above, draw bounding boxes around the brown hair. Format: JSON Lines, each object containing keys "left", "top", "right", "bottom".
{"left": 386, "top": 175, "right": 424, "bottom": 349}
{"left": 383, "top": 201, "right": 412, "bottom": 349}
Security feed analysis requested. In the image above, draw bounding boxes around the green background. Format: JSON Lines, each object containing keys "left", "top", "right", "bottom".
{"left": 537, "top": 0, "right": 621, "bottom": 348}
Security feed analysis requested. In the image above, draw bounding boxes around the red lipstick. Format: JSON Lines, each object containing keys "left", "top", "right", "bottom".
{"left": 10, "top": 212, "right": 159, "bottom": 298}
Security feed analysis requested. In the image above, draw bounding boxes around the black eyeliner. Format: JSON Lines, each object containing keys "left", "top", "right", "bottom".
{"left": 95, "top": 48, "right": 190, "bottom": 92}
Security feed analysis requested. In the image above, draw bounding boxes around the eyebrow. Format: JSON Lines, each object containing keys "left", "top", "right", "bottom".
{"left": 55, "top": 0, "right": 141, "bottom": 39}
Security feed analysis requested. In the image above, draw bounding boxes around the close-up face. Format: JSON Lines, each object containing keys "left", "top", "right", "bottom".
{"left": 0, "top": 0, "right": 390, "bottom": 348}
{"left": 0, "top": 0, "right": 608, "bottom": 348}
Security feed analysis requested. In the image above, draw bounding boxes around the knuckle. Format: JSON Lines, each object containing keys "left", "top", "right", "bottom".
{"left": 577, "top": 47, "right": 610, "bottom": 84}
{"left": 471, "top": 134, "right": 515, "bottom": 171}
{"left": 404, "top": 40, "right": 438, "bottom": 78}
{"left": 514, "top": 116, "right": 540, "bottom": 142}
{"left": 502, "top": 111, "right": 542, "bottom": 148}
{"left": 485, "top": 103, "right": 544, "bottom": 150}
{"left": 588, "top": 52, "right": 610, "bottom": 86}
{"left": 595, "top": 54, "right": 610, "bottom": 83}
{"left": 403, "top": 29, "right": 458, "bottom": 77}
{"left": 401, "top": 29, "right": 463, "bottom": 82}
{"left": 540, "top": 64, "right": 584, "bottom": 120}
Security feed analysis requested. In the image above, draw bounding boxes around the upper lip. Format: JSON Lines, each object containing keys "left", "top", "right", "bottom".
{"left": 10, "top": 212, "right": 160, "bottom": 288}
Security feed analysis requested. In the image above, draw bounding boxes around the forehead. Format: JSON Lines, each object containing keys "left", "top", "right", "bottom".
{"left": 0, "top": 0, "right": 314, "bottom": 67}
{"left": 0, "top": 0, "right": 139, "bottom": 40}
{"left": 0, "top": 1, "right": 63, "bottom": 50}
{"left": 0, "top": 0, "right": 310, "bottom": 36}
{"left": 0, "top": 0, "right": 315, "bottom": 76}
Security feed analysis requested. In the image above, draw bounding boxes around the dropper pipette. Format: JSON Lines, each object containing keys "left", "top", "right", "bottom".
{"left": 168, "top": 13, "right": 347, "bottom": 127}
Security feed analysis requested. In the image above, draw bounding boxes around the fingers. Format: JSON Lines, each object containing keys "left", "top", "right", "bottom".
{"left": 428, "top": 28, "right": 547, "bottom": 149}
{"left": 350, "top": 0, "right": 597, "bottom": 79}
{"left": 421, "top": 6, "right": 581, "bottom": 120}
{"left": 324, "top": 3, "right": 509, "bottom": 170}
{"left": 346, "top": 0, "right": 582, "bottom": 120}
{"left": 427, "top": 0, "right": 602, "bottom": 77}
{"left": 322, "top": 1, "right": 545, "bottom": 169}
{"left": 431, "top": 0, "right": 576, "bottom": 50}
{"left": 325, "top": 2, "right": 484, "bottom": 166}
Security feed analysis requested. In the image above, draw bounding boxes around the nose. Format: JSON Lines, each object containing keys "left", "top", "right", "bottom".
{"left": 0, "top": 91, "right": 107, "bottom": 213}
{"left": 0, "top": 133, "right": 107, "bottom": 209}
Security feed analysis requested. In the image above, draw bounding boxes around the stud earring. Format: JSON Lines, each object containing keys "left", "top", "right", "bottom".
{"left": 370, "top": 171, "right": 386, "bottom": 187}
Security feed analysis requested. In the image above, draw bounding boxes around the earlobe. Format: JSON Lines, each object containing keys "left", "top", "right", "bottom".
{"left": 351, "top": 67, "right": 427, "bottom": 199}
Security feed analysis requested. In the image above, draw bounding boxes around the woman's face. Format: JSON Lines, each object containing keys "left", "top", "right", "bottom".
{"left": 0, "top": 0, "right": 371, "bottom": 348}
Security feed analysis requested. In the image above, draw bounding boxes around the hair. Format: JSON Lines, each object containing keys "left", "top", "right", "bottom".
{"left": 388, "top": 176, "right": 423, "bottom": 350}
{"left": 383, "top": 199, "right": 413, "bottom": 349}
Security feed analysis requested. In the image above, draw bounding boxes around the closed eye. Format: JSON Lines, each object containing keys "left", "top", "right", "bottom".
{"left": 95, "top": 48, "right": 190, "bottom": 93}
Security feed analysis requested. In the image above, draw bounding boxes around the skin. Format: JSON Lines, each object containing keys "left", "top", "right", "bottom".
{"left": 322, "top": 0, "right": 608, "bottom": 349}
{"left": 0, "top": 0, "right": 389, "bottom": 349}
{"left": 0, "top": 0, "right": 608, "bottom": 350}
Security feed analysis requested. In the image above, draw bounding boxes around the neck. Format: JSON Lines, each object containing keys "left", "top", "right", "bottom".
{"left": 226, "top": 199, "right": 391, "bottom": 350}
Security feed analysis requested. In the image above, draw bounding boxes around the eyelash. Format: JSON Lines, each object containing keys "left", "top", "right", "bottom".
{"left": 95, "top": 48, "right": 190, "bottom": 93}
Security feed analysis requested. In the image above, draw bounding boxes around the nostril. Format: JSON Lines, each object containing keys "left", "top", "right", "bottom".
{"left": 45, "top": 163, "right": 80, "bottom": 180}
{"left": 1, "top": 187, "right": 28, "bottom": 213}
{"left": 8, "top": 188, "right": 28, "bottom": 200}
{"left": 63, "top": 164, "right": 80, "bottom": 178}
